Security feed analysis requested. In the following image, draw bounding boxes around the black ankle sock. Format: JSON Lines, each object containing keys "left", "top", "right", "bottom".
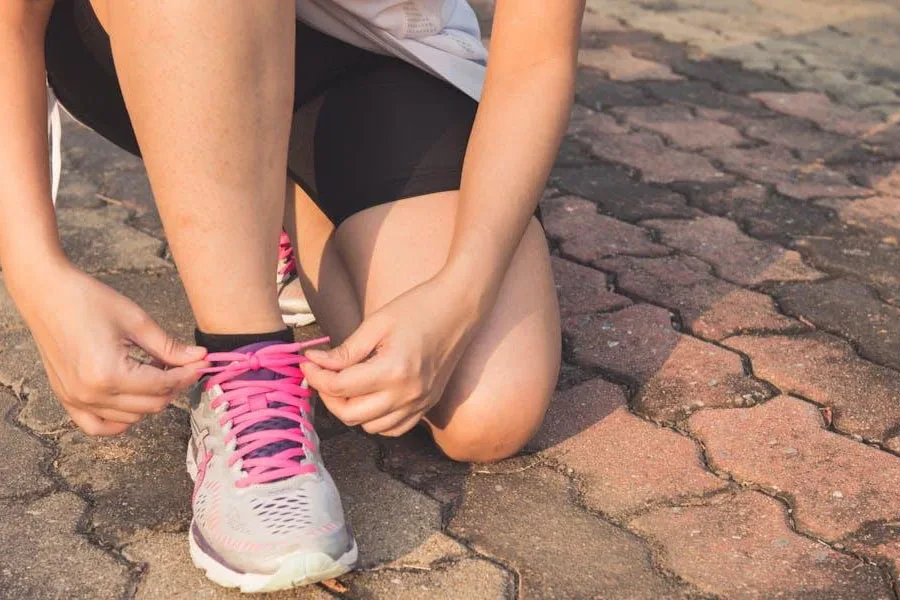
{"left": 194, "top": 328, "right": 295, "bottom": 354}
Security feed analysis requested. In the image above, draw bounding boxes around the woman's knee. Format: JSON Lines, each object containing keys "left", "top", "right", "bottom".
{"left": 428, "top": 383, "right": 555, "bottom": 464}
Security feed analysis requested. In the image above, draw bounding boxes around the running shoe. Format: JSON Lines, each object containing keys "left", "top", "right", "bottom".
{"left": 278, "top": 231, "right": 316, "bottom": 327}
{"left": 186, "top": 339, "right": 357, "bottom": 592}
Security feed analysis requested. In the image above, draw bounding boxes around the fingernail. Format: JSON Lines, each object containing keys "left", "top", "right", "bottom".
{"left": 305, "top": 349, "right": 326, "bottom": 360}
{"left": 186, "top": 346, "right": 206, "bottom": 356}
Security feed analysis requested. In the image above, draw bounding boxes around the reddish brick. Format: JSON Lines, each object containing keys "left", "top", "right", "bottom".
{"left": 613, "top": 105, "right": 745, "bottom": 150}
{"left": 705, "top": 146, "right": 872, "bottom": 200}
{"left": 589, "top": 131, "right": 726, "bottom": 184}
{"left": 551, "top": 257, "right": 631, "bottom": 317}
{"left": 774, "top": 278, "right": 900, "bottom": 371}
{"left": 850, "top": 162, "right": 900, "bottom": 197}
{"left": 690, "top": 396, "right": 900, "bottom": 543}
{"left": 752, "top": 91, "right": 882, "bottom": 136}
{"left": 576, "top": 71, "right": 657, "bottom": 109}
{"left": 643, "top": 216, "right": 824, "bottom": 285}
{"left": 578, "top": 46, "right": 682, "bottom": 81}
{"left": 598, "top": 255, "right": 800, "bottom": 339}
{"left": 531, "top": 379, "right": 727, "bottom": 518}
{"left": 567, "top": 104, "right": 629, "bottom": 138}
{"left": 725, "top": 333, "right": 900, "bottom": 445}
{"left": 630, "top": 492, "right": 893, "bottom": 599}
{"left": 542, "top": 196, "right": 669, "bottom": 264}
{"left": 449, "top": 466, "right": 687, "bottom": 598}
{"left": 564, "top": 304, "right": 770, "bottom": 421}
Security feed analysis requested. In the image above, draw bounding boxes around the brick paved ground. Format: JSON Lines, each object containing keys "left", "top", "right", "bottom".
{"left": 4, "top": 1, "right": 900, "bottom": 598}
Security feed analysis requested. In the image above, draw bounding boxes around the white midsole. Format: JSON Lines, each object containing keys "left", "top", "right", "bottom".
{"left": 189, "top": 521, "right": 358, "bottom": 593}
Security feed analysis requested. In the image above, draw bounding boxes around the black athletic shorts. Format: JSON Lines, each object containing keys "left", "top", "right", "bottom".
{"left": 44, "top": 0, "right": 479, "bottom": 226}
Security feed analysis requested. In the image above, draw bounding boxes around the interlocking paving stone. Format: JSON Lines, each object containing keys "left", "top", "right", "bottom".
{"left": 567, "top": 104, "right": 629, "bottom": 138}
{"left": 56, "top": 409, "right": 192, "bottom": 546}
{"left": 774, "top": 278, "right": 900, "bottom": 371}
{"left": 551, "top": 257, "right": 631, "bottom": 317}
{"left": 587, "top": 130, "right": 726, "bottom": 183}
{"left": 598, "top": 254, "right": 800, "bottom": 339}
{"left": 630, "top": 491, "right": 894, "bottom": 599}
{"left": 530, "top": 379, "right": 727, "bottom": 518}
{"left": 678, "top": 182, "right": 838, "bottom": 244}
{"left": 612, "top": 105, "right": 745, "bottom": 150}
{"left": 734, "top": 115, "right": 853, "bottom": 161}
{"left": 752, "top": 91, "right": 883, "bottom": 136}
{"left": 56, "top": 206, "right": 169, "bottom": 274}
{"left": 550, "top": 165, "right": 698, "bottom": 222}
{"left": 124, "top": 531, "right": 333, "bottom": 600}
{"left": 576, "top": 70, "right": 659, "bottom": 109}
{"left": 565, "top": 304, "right": 771, "bottom": 420}
{"left": 378, "top": 427, "right": 471, "bottom": 506}
{"left": 793, "top": 233, "right": 900, "bottom": 305}
{"left": 828, "top": 195, "right": 900, "bottom": 239}
{"left": 0, "top": 492, "right": 130, "bottom": 599}
{"left": 0, "top": 390, "right": 52, "bottom": 499}
{"left": 0, "top": 330, "right": 69, "bottom": 435}
{"left": 705, "top": 145, "right": 872, "bottom": 200}
{"left": 725, "top": 332, "right": 900, "bottom": 445}
{"left": 642, "top": 80, "right": 773, "bottom": 117}
{"left": 578, "top": 46, "right": 682, "bottom": 81}
{"left": 689, "top": 396, "right": 900, "bottom": 546}
{"left": 542, "top": 196, "right": 670, "bottom": 264}
{"left": 644, "top": 216, "right": 825, "bottom": 285}
{"left": 449, "top": 466, "right": 689, "bottom": 599}
{"left": 346, "top": 558, "right": 514, "bottom": 600}
{"left": 668, "top": 58, "right": 791, "bottom": 94}
{"left": 323, "top": 432, "right": 443, "bottom": 568}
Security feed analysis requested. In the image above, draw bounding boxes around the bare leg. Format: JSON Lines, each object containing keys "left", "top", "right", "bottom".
{"left": 92, "top": 0, "right": 295, "bottom": 334}
{"left": 287, "top": 186, "right": 561, "bottom": 463}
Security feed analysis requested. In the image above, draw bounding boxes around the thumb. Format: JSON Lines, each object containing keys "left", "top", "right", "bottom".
{"left": 305, "top": 317, "right": 385, "bottom": 370}
{"left": 128, "top": 312, "right": 207, "bottom": 366}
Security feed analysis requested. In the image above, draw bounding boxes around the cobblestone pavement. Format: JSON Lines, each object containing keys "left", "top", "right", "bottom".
{"left": 4, "top": 1, "right": 900, "bottom": 598}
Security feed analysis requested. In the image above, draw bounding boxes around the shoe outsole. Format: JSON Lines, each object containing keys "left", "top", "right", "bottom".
{"left": 189, "top": 521, "right": 358, "bottom": 593}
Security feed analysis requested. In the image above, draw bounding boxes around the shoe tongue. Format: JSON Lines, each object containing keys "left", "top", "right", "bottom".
{"left": 223, "top": 341, "right": 304, "bottom": 476}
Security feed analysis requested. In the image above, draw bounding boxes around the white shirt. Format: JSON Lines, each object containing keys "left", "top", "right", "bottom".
{"left": 295, "top": 0, "right": 488, "bottom": 99}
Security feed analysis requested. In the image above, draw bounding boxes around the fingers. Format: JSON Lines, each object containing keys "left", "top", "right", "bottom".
{"left": 362, "top": 410, "right": 424, "bottom": 437}
{"left": 301, "top": 359, "right": 387, "bottom": 401}
{"left": 304, "top": 316, "right": 387, "bottom": 370}
{"left": 116, "top": 361, "right": 205, "bottom": 397}
{"left": 127, "top": 309, "right": 207, "bottom": 366}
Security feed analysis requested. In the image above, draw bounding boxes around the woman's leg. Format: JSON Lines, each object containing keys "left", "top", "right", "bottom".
{"left": 90, "top": 0, "right": 295, "bottom": 334}
{"left": 287, "top": 185, "right": 561, "bottom": 463}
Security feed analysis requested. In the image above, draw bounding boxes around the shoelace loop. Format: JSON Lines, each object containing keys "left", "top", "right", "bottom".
{"left": 198, "top": 338, "right": 328, "bottom": 487}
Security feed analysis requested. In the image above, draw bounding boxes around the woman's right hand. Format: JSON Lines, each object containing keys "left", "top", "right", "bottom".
{"left": 14, "top": 262, "right": 208, "bottom": 436}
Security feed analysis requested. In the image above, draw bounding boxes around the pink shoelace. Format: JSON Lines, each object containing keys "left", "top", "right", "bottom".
{"left": 199, "top": 339, "right": 328, "bottom": 487}
{"left": 277, "top": 231, "right": 297, "bottom": 284}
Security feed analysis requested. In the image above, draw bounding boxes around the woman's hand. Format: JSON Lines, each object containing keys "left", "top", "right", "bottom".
{"left": 301, "top": 272, "right": 482, "bottom": 437}
{"left": 14, "top": 262, "right": 208, "bottom": 436}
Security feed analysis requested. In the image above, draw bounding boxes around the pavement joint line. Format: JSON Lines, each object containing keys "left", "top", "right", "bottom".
{"left": 691, "top": 452, "right": 900, "bottom": 597}
{"left": 549, "top": 459, "right": 717, "bottom": 598}
{"left": 368, "top": 434, "right": 522, "bottom": 596}
{"left": 0, "top": 379, "right": 144, "bottom": 598}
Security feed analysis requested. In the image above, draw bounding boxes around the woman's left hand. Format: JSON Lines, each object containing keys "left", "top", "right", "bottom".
{"left": 301, "top": 272, "right": 482, "bottom": 437}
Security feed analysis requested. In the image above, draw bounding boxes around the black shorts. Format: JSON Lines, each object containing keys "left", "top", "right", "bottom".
{"left": 44, "top": 0, "right": 478, "bottom": 226}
